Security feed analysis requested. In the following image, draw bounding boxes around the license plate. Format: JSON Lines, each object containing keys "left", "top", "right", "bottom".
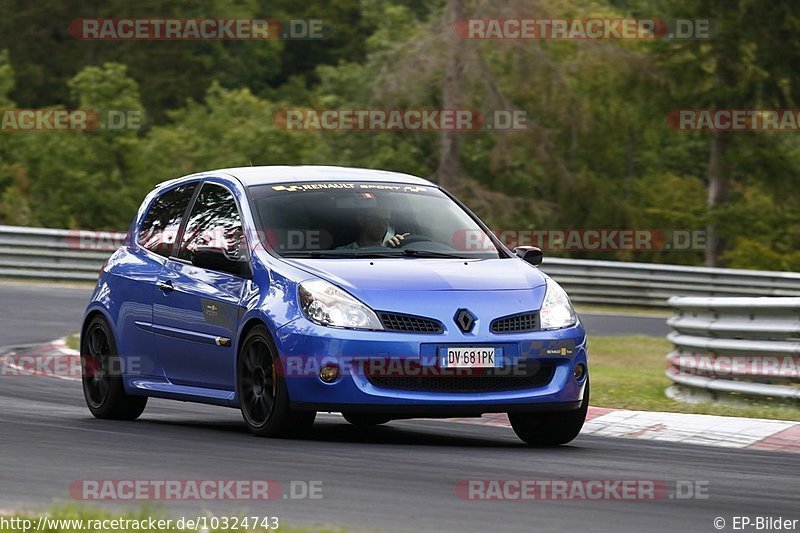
{"left": 440, "top": 347, "right": 498, "bottom": 368}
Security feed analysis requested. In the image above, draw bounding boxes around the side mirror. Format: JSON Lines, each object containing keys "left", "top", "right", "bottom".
{"left": 192, "top": 246, "right": 251, "bottom": 278}
{"left": 514, "top": 246, "right": 543, "bottom": 266}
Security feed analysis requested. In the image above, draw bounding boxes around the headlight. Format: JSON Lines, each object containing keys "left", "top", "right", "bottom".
{"left": 539, "top": 278, "right": 577, "bottom": 330}
{"left": 298, "top": 279, "right": 384, "bottom": 330}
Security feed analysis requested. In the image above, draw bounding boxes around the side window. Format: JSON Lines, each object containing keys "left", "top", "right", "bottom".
{"left": 177, "top": 183, "right": 245, "bottom": 262}
{"left": 137, "top": 183, "right": 197, "bottom": 257}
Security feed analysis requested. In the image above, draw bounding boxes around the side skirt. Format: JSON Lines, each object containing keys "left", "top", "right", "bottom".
{"left": 126, "top": 378, "right": 237, "bottom": 407}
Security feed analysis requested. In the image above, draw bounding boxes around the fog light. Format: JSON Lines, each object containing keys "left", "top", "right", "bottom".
{"left": 320, "top": 364, "right": 339, "bottom": 383}
{"left": 573, "top": 363, "right": 586, "bottom": 380}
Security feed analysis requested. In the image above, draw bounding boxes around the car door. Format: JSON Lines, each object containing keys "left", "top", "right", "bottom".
{"left": 152, "top": 181, "right": 249, "bottom": 390}
{"left": 123, "top": 182, "right": 198, "bottom": 374}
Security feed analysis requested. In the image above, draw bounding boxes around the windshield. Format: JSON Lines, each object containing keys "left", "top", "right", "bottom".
{"left": 248, "top": 181, "right": 504, "bottom": 259}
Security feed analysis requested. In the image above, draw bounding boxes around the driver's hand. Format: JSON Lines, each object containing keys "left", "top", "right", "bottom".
{"left": 387, "top": 233, "right": 410, "bottom": 248}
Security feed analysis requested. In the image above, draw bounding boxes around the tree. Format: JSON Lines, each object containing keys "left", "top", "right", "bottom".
{"left": 653, "top": 0, "right": 800, "bottom": 265}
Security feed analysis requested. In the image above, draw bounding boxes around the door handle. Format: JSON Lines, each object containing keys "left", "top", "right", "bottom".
{"left": 156, "top": 280, "right": 174, "bottom": 292}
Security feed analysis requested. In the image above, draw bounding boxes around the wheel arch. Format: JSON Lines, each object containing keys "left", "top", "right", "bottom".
{"left": 80, "top": 306, "right": 118, "bottom": 350}
{"left": 238, "top": 317, "right": 271, "bottom": 347}
{"left": 231, "top": 316, "right": 276, "bottom": 407}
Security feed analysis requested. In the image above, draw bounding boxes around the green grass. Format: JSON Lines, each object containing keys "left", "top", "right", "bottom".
{"left": 589, "top": 335, "right": 800, "bottom": 421}
{"left": 0, "top": 506, "right": 345, "bottom": 532}
{"left": 65, "top": 333, "right": 80, "bottom": 351}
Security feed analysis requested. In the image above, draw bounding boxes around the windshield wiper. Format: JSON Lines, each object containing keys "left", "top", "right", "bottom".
{"left": 337, "top": 249, "right": 470, "bottom": 259}
{"left": 281, "top": 249, "right": 471, "bottom": 259}
{"left": 281, "top": 250, "right": 401, "bottom": 259}
{"left": 398, "top": 249, "right": 470, "bottom": 259}
{"left": 280, "top": 251, "right": 357, "bottom": 258}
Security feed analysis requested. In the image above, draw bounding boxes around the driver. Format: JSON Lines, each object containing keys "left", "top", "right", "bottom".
{"left": 338, "top": 206, "right": 409, "bottom": 249}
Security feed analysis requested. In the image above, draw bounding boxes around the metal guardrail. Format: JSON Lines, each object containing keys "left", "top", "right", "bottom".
{"left": 1, "top": 224, "right": 800, "bottom": 307}
{"left": 666, "top": 297, "right": 800, "bottom": 402}
{"left": 0, "top": 225, "right": 124, "bottom": 281}
{"left": 542, "top": 258, "right": 800, "bottom": 307}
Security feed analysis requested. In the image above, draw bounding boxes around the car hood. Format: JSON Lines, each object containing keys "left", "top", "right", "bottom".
{"left": 281, "top": 257, "right": 547, "bottom": 292}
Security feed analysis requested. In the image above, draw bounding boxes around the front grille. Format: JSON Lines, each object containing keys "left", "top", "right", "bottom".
{"left": 377, "top": 312, "right": 444, "bottom": 334}
{"left": 491, "top": 311, "right": 540, "bottom": 333}
{"left": 365, "top": 363, "right": 555, "bottom": 393}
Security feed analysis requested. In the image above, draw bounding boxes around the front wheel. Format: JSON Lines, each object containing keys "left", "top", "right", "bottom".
{"left": 508, "top": 379, "right": 589, "bottom": 446}
{"left": 81, "top": 315, "right": 147, "bottom": 420}
{"left": 237, "top": 325, "right": 315, "bottom": 437}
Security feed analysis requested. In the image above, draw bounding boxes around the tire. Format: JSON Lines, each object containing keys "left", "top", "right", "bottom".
{"left": 80, "top": 315, "right": 147, "bottom": 420}
{"left": 237, "top": 325, "right": 316, "bottom": 437}
{"left": 508, "top": 379, "right": 589, "bottom": 446}
{"left": 341, "top": 413, "right": 392, "bottom": 426}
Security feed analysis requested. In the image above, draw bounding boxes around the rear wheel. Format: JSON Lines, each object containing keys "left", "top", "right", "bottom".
{"left": 508, "top": 379, "right": 589, "bottom": 446}
{"left": 237, "top": 325, "right": 315, "bottom": 437}
{"left": 81, "top": 315, "right": 147, "bottom": 420}
{"left": 341, "top": 413, "right": 392, "bottom": 426}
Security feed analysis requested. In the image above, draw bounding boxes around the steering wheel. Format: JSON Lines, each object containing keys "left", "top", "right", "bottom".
{"left": 395, "top": 234, "right": 432, "bottom": 247}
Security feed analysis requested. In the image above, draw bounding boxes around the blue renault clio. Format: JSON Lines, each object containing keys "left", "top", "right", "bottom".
{"left": 81, "top": 166, "right": 589, "bottom": 445}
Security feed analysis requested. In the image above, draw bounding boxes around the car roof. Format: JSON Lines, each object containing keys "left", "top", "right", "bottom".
{"left": 160, "top": 165, "right": 436, "bottom": 189}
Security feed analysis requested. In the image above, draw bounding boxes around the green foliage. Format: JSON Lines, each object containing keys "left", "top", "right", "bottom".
{"left": 135, "top": 83, "right": 318, "bottom": 184}
{"left": 0, "top": 48, "right": 13, "bottom": 107}
{"left": 68, "top": 63, "right": 142, "bottom": 115}
{"left": 8, "top": 63, "right": 144, "bottom": 228}
{"left": 0, "top": 0, "right": 798, "bottom": 271}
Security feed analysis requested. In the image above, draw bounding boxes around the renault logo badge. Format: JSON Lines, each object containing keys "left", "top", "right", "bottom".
{"left": 454, "top": 309, "right": 476, "bottom": 333}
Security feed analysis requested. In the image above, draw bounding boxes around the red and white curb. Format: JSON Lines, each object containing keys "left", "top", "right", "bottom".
{"left": 449, "top": 407, "right": 800, "bottom": 453}
{"left": 0, "top": 338, "right": 80, "bottom": 382}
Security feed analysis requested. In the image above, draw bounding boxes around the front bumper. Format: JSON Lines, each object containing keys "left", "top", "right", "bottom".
{"left": 273, "top": 317, "right": 588, "bottom": 415}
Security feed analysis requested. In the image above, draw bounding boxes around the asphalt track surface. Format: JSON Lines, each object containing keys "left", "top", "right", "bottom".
{"left": 1, "top": 282, "right": 795, "bottom": 532}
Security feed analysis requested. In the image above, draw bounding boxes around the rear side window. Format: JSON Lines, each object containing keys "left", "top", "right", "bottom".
{"left": 177, "top": 183, "right": 245, "bottom": 262}
{"left": 137, "top": 183, "right": 197, "bottom": 257}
